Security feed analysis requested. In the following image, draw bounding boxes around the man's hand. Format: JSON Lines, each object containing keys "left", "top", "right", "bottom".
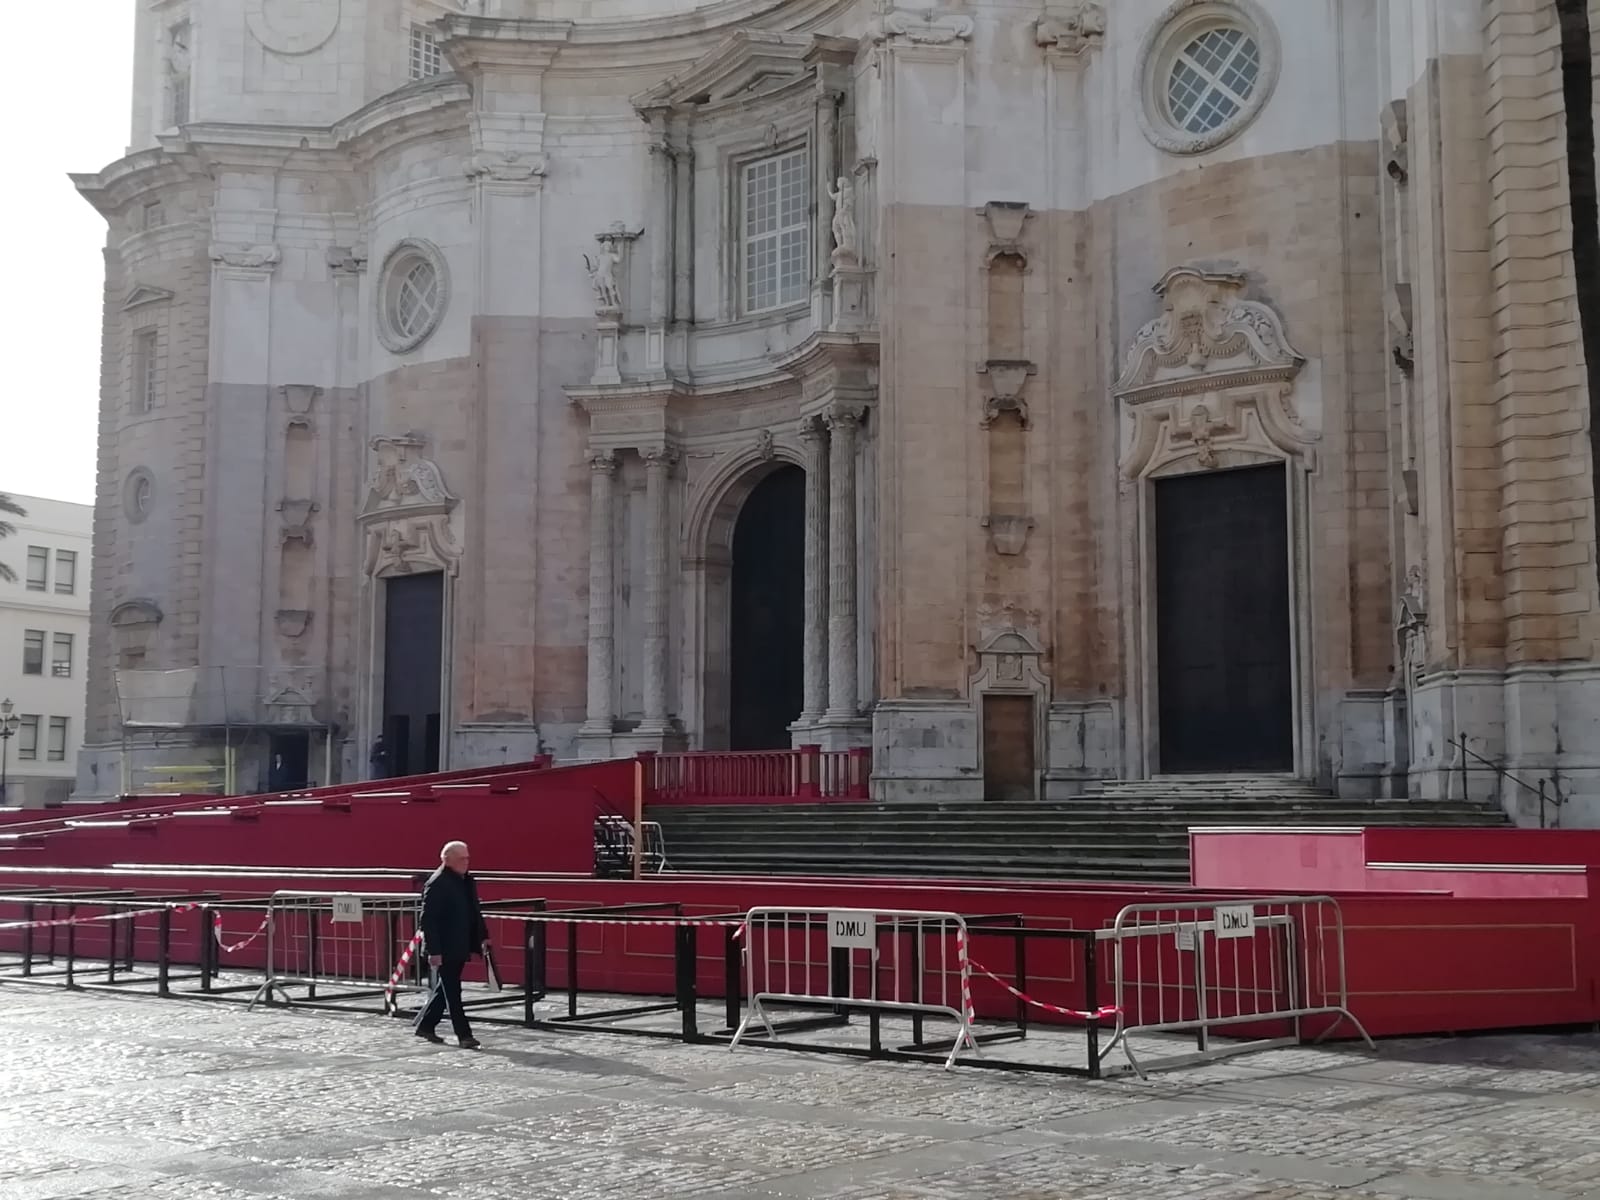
{"left": 481, "top": 940, "right": 492, "bottom": 955}
{"left": 428, "top": 954, "right": 442, "bottom": 968}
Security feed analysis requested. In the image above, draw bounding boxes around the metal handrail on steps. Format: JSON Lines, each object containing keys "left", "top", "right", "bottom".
{"left": 1448, "top": 734, "right": 1564, "bottom": 829}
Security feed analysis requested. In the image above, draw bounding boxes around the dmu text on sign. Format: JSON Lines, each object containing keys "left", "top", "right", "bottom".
{"left": 828, "top": 911, "right": 876, "bottom": 950}
{"left": 1213, "top": 905, "right": 1256, "bottom": 939}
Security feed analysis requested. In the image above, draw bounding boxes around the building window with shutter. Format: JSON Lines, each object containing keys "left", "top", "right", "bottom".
{"left": 25, "top": 546, "right": 48, "bottom": 591}
{"left": 16, "top": 715, "right": 38, "bottom": 761}
{"left": 54, "top": 550, "right": 77, "bottom": 595}
{"left": 48, "top": 717, "right": 68, "bottom": 762}
{"left": 22, "top": 629, "right": 44, "bottom": 675}
{"left": 52, "top": 633, "right": 73, "bottom": 678}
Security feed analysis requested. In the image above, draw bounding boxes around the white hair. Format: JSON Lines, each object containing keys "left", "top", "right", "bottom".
{"left": 440, "top": 840, "right": 468, "bottom": 860}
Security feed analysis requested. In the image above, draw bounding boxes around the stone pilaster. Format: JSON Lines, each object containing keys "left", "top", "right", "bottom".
{"left": 579, "top": 451, "right": 618, "bottom": 746}
{"left": 639, "top": 447, "right": 677, "bottom": 733}
{"left": 645, "top": 119, "right": 672, "bottom": 377}
{"left": 825, "top": 408, "right": 861, "bottom": 722}
{"left": 799, "top": 419, "right": 830, "bottom": 727}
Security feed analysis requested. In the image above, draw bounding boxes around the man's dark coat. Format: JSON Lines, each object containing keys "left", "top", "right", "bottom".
{"left": 419, "top": 865, "right": 489, "bottom": 962}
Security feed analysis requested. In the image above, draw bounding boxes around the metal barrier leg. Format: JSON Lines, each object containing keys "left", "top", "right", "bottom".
{"left": 65, "top": 907, "right": 77, "bottom": 990}
{"left": 676, "top": 925, "right": 699, "bottom": 1041}
{"left": 1084, "top": 936, "right": 1102, "bottom": 1081}
{"left": 158, "top": 909, "right": 172, "bottom": 997}
{"left": 21, "top": 903, "right": 33, "bottom": 977}
{"left": 723, "top": 926, "right": 741, "bottom": 1033}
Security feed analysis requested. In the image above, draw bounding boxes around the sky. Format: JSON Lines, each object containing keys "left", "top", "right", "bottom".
{"left": 0, "top": 4, "right": 135, "bottom": 507}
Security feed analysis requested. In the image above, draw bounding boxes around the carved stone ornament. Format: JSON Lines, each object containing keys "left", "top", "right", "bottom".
{"left": 1036, "top": 2, "right": 1107, "bottom": 55}
{"left": 875, "top": 8, "right": 975, "bottom": 46}
{"left": 325, "top": 245, "right": 367, "bottom": 276}
{"left": 1387, "top": 283, "right": 1415, "bottom": 379}
{"left": 1382, "top": 99, "right": 1409, "bottom": 185}
{"left": 467, "top": 152, "right": 547, "bottom": 183}
{"left": 262, "top": 671, "right": 319, "bottom": 723}
{"left": 981, "top": 514, "right": 1036, "bottom": 556}
{"left": 754, "top": 429, "right": 775, "bottom": 461}
{"left": 210, "top": 243, "right": 281, "bottom": 272}
{"left": 981, "top": 201, "right": 1031, "bottom": 265}
{"left": 359, "top": 435, "right": 461, "bottom": 577}
{"left": 1116, "top": 267, "right": 1314, "bottom": 479}
{"left": 1395, "top": 563, "right": 1427, "bottom": 677}
{"left": 245, "top": 0, "right": 341, "bottom": 57}
{"left": 278, "top": 499, "right": 319, "bottom": 545}
{"left": 278, "top": 384, "right": 322, "bottom": 416}
{"left": 274, "top": 609, "right": 312, "bottom": 639}
{"left": 980, "top": 359, "right": 1034, "bottom": 428}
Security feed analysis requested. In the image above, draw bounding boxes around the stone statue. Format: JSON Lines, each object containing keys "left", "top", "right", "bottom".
{"left": 828, "top": 176, "right": 858, "bottom": 266}
{"left": 583, "top": 242, "right": 623, "bottom": 311}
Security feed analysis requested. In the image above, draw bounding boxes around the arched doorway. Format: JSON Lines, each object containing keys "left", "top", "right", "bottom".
{"left": 728, "top": 465, "right": 805, "bottom": 749}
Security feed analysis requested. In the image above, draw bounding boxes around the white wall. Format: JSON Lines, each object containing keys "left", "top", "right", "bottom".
{"left": 0, "top": 495, "right": 93, "bottom": 806}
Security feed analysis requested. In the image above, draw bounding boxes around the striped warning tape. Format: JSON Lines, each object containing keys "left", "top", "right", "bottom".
{"left": 384, "top": 930, "right": 425, "bottom": 1009}
{"left": 211, "top": 912, "right": 270, "bottom": 954}
{"left": 0, "top": 901, "right": 201, "bottom": 933}
{"left": 967, "top": 956, "right": 1120, "bottom": 1022}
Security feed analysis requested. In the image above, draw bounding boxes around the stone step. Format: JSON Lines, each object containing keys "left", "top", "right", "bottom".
{"left": 664, "top": 855, "right": 1192, "bottom": 882}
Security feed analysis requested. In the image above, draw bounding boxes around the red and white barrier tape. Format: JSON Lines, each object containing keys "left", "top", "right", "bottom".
{"left": 385, "top": 930, "right": 425, "bottom": 1005}
{"left": 211, "top": 912, "right": 270, "bottom": 954}
{"left": 482, "top": 912, "right": 745, "bottom": 937}
{"left": 0, "top": 901, "right": 201, "bottom": 933}
{"left": 967, "top": 956, "right": 1120, "bottom": 1023}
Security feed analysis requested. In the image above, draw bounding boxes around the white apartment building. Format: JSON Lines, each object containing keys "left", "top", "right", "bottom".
{"left": 0, "top": 494, "right": 92, "bottom": 807}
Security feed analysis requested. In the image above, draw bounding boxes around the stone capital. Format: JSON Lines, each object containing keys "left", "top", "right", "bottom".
{"left": 587, "top": 449, "right": 619, "bottom": 474}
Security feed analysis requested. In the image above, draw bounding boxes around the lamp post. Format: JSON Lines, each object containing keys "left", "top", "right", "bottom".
{"left": 0, "top": 698, "right": 18, "bottom": 804}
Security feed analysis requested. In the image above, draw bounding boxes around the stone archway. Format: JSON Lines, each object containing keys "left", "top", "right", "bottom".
{"left": 688, "top": 452, "right": 809, "bottom": 750}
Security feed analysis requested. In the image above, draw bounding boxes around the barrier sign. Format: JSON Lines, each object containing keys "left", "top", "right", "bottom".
{"left": 330, "top": 894, "right": 364, "bottom": 923}
{"left": 1175, "top": 923, "right": 1197, "bottom": 952}
{"left": 1213, "top": 905, "right": 1256, "bottom": 939}
{"left": 827, "top": 911, "right": 876, "bottom": 950}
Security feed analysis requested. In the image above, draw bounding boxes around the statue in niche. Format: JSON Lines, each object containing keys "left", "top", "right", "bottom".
{"left": 828, "top": 176, "right": 858, "bottom": 267}
{"left": 583, "top": 241, "right": 623, "bottom": 311}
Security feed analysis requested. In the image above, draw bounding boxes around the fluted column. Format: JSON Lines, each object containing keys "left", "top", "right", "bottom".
{"left": 825, "top": 408, "right": 860, "bottom": 718}
{"left": 800, "top": 420, "right": 830, "bottom": 723}
{"left": 640, "top": 447, "right": 676, "bottom": 732}
{"left": 581, "top": 451, "right": 618, "bottom": 735}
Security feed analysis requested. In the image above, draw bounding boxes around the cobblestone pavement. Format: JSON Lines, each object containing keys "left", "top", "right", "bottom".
{"left": 5, "top": 986, "right": 1600, "bottom": 1199}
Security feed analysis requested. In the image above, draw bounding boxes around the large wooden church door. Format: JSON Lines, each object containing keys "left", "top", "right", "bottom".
{"left": 1154, "top": 464, "right": 1294, "bottom": 773}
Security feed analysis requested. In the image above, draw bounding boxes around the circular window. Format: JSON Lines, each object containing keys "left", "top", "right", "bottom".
{"left": 375, "top": 239, "right": 449, "bottom": 353}
{"left": 1136, "top": 1, "right": 1279, "bottom": 155}
{"left": 124, "top": 469, "right": 155, "bottom": 523}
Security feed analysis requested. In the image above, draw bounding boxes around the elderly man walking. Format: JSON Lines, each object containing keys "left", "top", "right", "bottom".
{"left": 413, "top": 840, "right": 491, "bottom": 1050}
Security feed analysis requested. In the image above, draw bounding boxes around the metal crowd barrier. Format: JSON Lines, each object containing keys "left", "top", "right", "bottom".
{"left": 0, "top": 881, "right": 1377, "bottom": 1080}
{"left": 1097, "top": 894, "right": 1375, "bottom": 1078}
{"left": 731, "top": 908, "right": 981, "bottom": 1070}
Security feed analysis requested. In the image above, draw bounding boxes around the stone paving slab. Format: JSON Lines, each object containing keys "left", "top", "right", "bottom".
{"left": 4, "top": 985, "right": 1600, "bottom": 1198}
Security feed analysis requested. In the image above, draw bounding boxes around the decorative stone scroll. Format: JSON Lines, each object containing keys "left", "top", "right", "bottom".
{"left": 1115, "top": 266, "right": 1312, "bottom": 479}
{"left": 358, "top": 435, "right": 461, "bottom": 577}
{"left": 1035, "top": 2, "right": 1107, "bottom": 55}
{"left": 875, "top": 8, "right": 975, "bottom": 46}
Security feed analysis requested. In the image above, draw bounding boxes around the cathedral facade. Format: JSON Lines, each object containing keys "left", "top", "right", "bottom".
{"left": 75, "top": 0, "right": 1600, "bottom": 819}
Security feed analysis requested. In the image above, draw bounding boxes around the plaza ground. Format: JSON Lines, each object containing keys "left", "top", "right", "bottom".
{"left": 4, "top": 987, "right": 1600, "bottom": 1199}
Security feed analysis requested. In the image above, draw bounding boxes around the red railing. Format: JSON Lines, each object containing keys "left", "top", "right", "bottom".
{"left": 645, "top": 745, "right": 871, "bottom": 804}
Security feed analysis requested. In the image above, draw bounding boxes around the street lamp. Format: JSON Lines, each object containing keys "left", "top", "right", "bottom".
{"left": 0, "top": 698, "right": 18, "bottom": 804}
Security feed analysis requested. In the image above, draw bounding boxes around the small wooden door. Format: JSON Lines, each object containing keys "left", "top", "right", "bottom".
{"left": 383, "top": 571, "right": 444, "bottom": 777}
{"left": 982, "top": 694, "right": 1036, "bottom": 801}
{"left": 1154, "top": 464, "right": 1294, "bottom": 773}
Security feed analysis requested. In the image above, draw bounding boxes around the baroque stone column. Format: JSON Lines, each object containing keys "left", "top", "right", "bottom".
{"left": 825, "top": 408, "right": 861, "bottom": 718}
{"left": 639, "top": 447, "right": 677, "bottom": 733}
{"left": 580, "top": 451, "right": 618, "bottom": 736}
{"left": 800, "top": 420, "right": 830, "bottom": 724}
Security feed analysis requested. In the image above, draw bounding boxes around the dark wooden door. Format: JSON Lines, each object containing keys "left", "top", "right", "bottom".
{"left": 982, "top": 694, "right": 1036, "bottom": 801}
{"left": 383, "top": 572, "right": 444, "bottom": 777}
{"left": 1154, "top": 465, "right": 1293, "bottom": 773}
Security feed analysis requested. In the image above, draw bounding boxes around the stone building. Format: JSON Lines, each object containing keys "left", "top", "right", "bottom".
{"left": 72, "top": 0, "right": 1600, "bottom": 818}
{"left": 0, "top": 495, "right": 92, "bottom": 807}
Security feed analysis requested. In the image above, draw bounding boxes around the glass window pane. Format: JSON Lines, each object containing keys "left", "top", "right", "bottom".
{"left": 55, "top": 550, "right": 77, "bottom": 595}
{"left": 25, "top": 547, "right": 47, "bottom": 591}
{"left": 48, "top": 717, "right": 67, "bottom": 761}
{"left": 23, "top": 630, "right": 43, "bottom": 675}
{"left": 17, "top": 715, "right": 39, "bottom": 760}
{"left": 52, "top": 633, "right": 73, "bottom": 677}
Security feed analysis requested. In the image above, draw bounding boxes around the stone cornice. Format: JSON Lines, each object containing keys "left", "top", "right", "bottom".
{"left": 71, "top": 149, "right": 206, "bottom": 218}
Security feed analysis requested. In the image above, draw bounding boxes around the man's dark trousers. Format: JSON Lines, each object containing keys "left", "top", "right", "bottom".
{"left": 415, "top": 958, "right": 473, "bottom": 1041}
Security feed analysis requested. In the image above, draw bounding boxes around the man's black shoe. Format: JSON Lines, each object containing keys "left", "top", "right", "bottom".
{"left": 414, "top": 1030, "right": 445, "bottom": 1044}
{"left": 458, "top": 1037, "right": 482, "bottom": 1050}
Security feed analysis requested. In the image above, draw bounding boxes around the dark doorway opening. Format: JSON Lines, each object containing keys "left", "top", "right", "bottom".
{"left": 383, "top": 571, "right": 444, "bottom": 778}
{"left": 1155, "top": 464, "right": 1294, "bottom": 773}
{"left": 729, "top": 465, "right": 805, "bottom": 750}
{"left": 982, "top": 694, "right": 1035, "bottom": 801}
{"left": 267, "top": 731, "right": 310, "bottom": 792}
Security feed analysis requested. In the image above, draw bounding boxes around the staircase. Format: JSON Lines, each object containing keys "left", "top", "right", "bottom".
{"left": 648, "top": 779, "right": 1509, "bottom": 884}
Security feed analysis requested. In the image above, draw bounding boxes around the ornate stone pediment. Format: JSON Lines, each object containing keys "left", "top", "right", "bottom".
{"left": 633, "top": 31, "right": 817, "bottom": 111}
{"left": 121, "top": 285, "right": 174, "bottom": 311}
{"left": 359, "top": 435, "right": 461, "bottom": 577}
{"left": 874, "top": 8, "right": 975, "bottom": 46}
{"left": 1036, "top": 2, "right": 1106, "bottom": 55}
{"left": 1114, "top": 267, "right": 1304, "bottom": 405}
